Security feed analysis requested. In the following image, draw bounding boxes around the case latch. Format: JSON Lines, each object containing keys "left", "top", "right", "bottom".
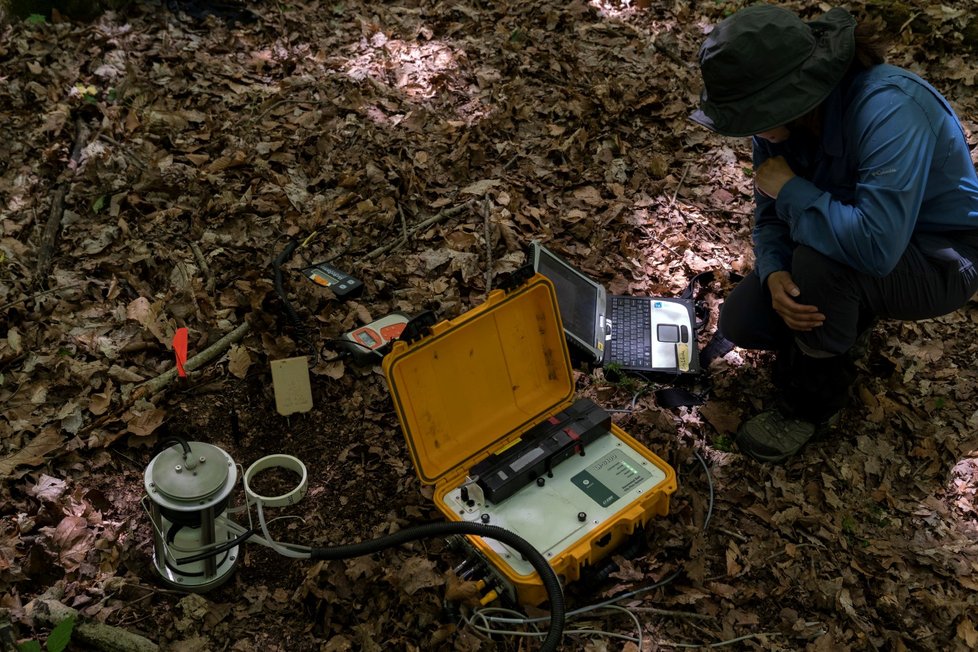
{"left": 400, "top": 310, "right": 438, "bottom": 344}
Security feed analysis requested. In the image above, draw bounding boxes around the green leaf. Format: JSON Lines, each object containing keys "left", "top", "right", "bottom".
{"left": 712, "top": 434, "right": 734, "bottom": 452}
{"left": 26, "top": 13, "right": 47, "bottom": 24}
{"left": 17, "top": 641, "right": 42, "bottom": 652}
{"left": 46, "top": 615, "right": 75, "bottom": 652}
{"left": 92, "top": 195, "right": 106, "bottom": 214}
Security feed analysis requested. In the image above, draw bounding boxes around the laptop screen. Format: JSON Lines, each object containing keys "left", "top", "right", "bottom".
{"left": 535, "top": 248, "right": 600, "bottom": 343}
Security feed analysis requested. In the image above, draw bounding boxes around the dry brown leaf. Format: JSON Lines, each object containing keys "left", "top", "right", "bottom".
{"left": 28, "top": 475, "right": 67, "bottom": 503}
{"left": 959, "top": 620, "right": 978, "bottom": 648}
{"left": 42, "top": 515, "right": 95, "bottom": 572}
{"left": 459, "top": 178, "right": 501, "bottom": 196}
{"left": 126, "top": 297, "right": 168, "bottom": 343}
{"left": 124, "top": 401, "right": 167, "bottom": 437}
{"left": 395, "top": 556, "right": 443, "bottom": 595}
{"left": 0, "top": 428, "right": 63, "bottom": 478}
{"left": 227, "top": 344, "right": 252, "bottom": 379}
{"left": 88, "top": 380, "right": 114, "bottom": 416}
{"left": 699, "top": 400, "right": 741, "bottom": 435}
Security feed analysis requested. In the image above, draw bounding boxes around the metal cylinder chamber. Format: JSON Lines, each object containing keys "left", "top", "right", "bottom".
{"left": 143, "top": 441, "right": 240, "bottom": 591}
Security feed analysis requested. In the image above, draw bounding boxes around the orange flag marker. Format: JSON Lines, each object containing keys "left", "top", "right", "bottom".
{"left": 173, "top": 327, "right": 189, "bottom": 377}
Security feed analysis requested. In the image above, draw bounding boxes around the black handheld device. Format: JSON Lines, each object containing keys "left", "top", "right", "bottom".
{"left": 302, "top": 261, "right": 364, "bottom": 299}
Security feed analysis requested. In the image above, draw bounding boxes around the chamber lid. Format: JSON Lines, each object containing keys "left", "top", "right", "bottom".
{"left": 149, "top": 442, "right": 231, "bottom": 505}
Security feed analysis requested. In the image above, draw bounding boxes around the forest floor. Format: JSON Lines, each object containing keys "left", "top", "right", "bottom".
{"left": 2, "top": 0, "right": 978, "bottom": 650}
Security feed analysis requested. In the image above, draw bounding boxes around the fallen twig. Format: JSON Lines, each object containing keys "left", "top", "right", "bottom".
{"left": 629, "top": 607, "right": 716, "bottom": 621}
{"left": 34, "top": 118, "right": 90, "bottom": 288}
{"left": 483, "top": 199, "right": 493, "bottom": 294}
{"left": 33, "top": 186, "right": 67, "bottom": 287}
{"left": 0, "top": 281, "right": 87, "bottom": 313}
{"left": 189, "top": 241, "right": 216, "bottom": 294}
{"left": 669, "top": 163, "right": 691, "bottom": 208}
{"left": 398, "top": 203, "right": 410, "bottom": 242}
{"left": 25, "top": 586, "right": 158, "bottom": 652}
{"left": 660, "top": 631, "right": 781, "bottom": 648}
{"left": 363, "top": 200, "right": 476, "bottom": 261}
{"left": 134, "top": 320, "right": 251, "bottom": 399}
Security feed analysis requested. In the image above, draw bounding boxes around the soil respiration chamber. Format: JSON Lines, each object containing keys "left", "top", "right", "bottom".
{"left": 142, "top": 438, "right": 308, "bottom": 590}
{"left": 140, "top": 436, "right": 569, "bottom": 650}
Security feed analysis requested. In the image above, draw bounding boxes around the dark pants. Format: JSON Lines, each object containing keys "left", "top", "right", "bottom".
{"left": 719, "top": 231, "right": 978, "bottom": 421}
{"left": 720, "top": 231, "right": 978, "bottom": 355}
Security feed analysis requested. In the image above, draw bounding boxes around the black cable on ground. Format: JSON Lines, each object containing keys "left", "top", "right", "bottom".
{"left": 175, "top": 528, "right": 258, "bottom": 565}
{"left": 272, "top": 239, "right": 319, "bottom": 364}
{"left": 310, "top": 521, "right": 565, "bottom": 652}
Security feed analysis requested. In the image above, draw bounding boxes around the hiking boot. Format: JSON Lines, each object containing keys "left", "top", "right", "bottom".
{"left": 735, "top": 408, "right": 839, "bottom": 464}
{"left": 847, "top": 320, "right": 877, "bottom": 363}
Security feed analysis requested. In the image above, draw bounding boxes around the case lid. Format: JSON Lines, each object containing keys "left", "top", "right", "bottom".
{"left": 383, "top": 275, "right": 575, "bottom": 485}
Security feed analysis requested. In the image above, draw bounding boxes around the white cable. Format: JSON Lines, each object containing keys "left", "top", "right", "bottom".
{"left": 601, "top": 604, "right": 643, "bottom": 649}
{"left": 255, "top": 501, "right": 311, "bottom": 558}
{"left": 464, "top": 617, "right": 639, "bottom": 644}
{"left": 466, "top": 605, "right": 643, "bottom": 647}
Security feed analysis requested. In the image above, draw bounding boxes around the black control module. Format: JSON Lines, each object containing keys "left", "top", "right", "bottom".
{"left": 471, "top": 398, "right": 611, "bottom": 504}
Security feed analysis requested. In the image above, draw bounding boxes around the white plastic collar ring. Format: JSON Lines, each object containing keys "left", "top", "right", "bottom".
{"left": 243, "top": 454, "right": 308, "bottom": 507}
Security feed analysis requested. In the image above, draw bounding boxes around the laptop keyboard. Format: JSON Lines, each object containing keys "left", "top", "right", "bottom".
{"left": 608, "top": 296, "right": 652, "bottom": 367}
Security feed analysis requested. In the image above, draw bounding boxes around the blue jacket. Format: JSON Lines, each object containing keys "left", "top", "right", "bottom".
{"left": 752, "top": 64, "right": 978, "bottom": 281}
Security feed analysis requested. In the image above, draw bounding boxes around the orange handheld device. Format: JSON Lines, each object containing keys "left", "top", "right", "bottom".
{"left": 342, "top": 312, "right": 410, "bottom": 363}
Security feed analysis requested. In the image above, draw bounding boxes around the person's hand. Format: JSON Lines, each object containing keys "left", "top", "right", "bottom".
{"left": 755, "top": 156, "right": 796, "bottom": 199}
{"left": 766, "top": 271, "right": 825, "bottom": 331}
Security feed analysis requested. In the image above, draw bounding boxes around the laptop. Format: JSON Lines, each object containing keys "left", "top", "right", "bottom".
{"left": 530, "top": 242, "right": 700, "bottom": 377}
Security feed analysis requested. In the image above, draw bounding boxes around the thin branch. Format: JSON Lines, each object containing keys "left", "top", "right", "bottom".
{"left": 133, "top": 320, "right": 250, "bottom": 399}
{"left": 26, "top": 586, "right": 159, "bottom": 652}
{"left": 189, "top": 241, "right": 215, "bottom": 294}
{"left": 669, "top": 163, "right": 691, "bottom": 208}
{"left": 34, "top": 118, "right": 91, "bottom": 288}
{"left": 0, "top": 281, "right": 86, "bottom": 312}
{"left": 643, "top": 227, "right": 684, "bottom": 259}
{"left": 715, "top": 527, "right": 749, "bottom": 543}
{"left": 661, "top": 632, "right": 782, "bottom": 648}
{"left": 363, "top": 200, "right": 475, "bottom": 261}
{"left": 483, "top": 199, "right": 493, "bottom": 294}
{"left": 33, "top": 187, "right": 67, "bottom": 287}
{"left": 629, "top": 607, "right": 715, "bottom": 620}
{"left": 398, "top": 203, "right": 410, "bottom": 241}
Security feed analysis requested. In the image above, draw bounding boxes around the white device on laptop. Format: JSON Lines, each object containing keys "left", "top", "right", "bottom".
{"left": 530, "top": 241, "right": 700, "bottom": 377}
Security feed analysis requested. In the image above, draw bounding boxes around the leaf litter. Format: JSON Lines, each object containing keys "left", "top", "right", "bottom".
{"left": 1, "top": 0, "right": 977, "bottom": 650}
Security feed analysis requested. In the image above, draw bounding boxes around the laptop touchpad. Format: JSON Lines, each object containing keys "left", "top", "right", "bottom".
{"left": 657, "top": 324, "right": 680, "bottom": 343}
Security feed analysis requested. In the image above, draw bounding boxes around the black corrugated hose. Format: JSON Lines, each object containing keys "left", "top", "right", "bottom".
{"left": 310, "top": 521, "right": 565, "bottom": 651}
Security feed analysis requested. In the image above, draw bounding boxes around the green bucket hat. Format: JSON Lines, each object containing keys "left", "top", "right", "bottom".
{"left": 691, "top": 5, "right": 856, "bottom": 137}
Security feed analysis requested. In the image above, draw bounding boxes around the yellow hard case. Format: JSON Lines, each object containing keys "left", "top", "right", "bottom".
{"left": 383, "top": 273, "right": 677, "bottom": 605}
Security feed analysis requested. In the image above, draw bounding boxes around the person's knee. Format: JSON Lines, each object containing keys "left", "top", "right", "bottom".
{"left": 717, "top": 300, "right": 750, "bottom": 346}
{"left": 791, "top": 245, "right": 851, "bottom": 293}
{"left": 717, "top": 282, "right": 777, "bottom": 349}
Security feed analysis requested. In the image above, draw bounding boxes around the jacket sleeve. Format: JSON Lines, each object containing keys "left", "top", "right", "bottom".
{"left": 751, "top": 140, "right": 795, "bottom": 285}
{"left": 774, "top": 84, "right": 934, "bottom": 277}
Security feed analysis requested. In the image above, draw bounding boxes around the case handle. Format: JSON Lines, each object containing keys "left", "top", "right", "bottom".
{"left": 497, "top": 263, "right": 535, "bottom": 293}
